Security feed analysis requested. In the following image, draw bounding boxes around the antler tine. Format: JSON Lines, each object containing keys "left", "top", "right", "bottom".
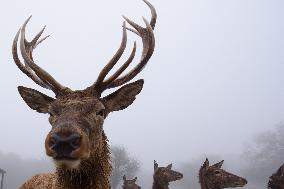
{"left": 106, "top": 16, "right": 155, "bottom": 89}
{"left": 101, "top": 42, "right": 137, "bottom": 89}
{"left": 125, "top": 0, "right": 157, "bottom": 35}
{"left": 89, "top": 0, "right": 156, "bottom": 94}
{"left": 19, "top": 16, "right": 66, "bottom": 95}
{"left": 125, "top": 27, "right": 140, "bottom": 36}
{"left": 34, "top": 35, "right": 50, "bottom": 49}
{"left": 12, "top": 28, "right": 50, "bottom": 89}
{"left": 30, "top": 24, "right": 46, "bottom": 48}
{"left": 143, "top": 0, "right": 157, "bottom": 29}
{"left": 94, "top": 22, "right": 128, "bottom": 88}
{"left": 24, "top": 21, "right": 46, "bottom": 69}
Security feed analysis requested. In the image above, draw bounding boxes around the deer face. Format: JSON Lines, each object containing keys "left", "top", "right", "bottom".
{"left": 122, "top": 175, "right": 141, "bottom": 189}
{"left": 46, "top": 95, "right": 104, "bottom": 168}
{"left": 13, "top": 0, "right": 156, "bottom": 170}
{"left": 18, "top": 80, "right": 143, "bottom": 169}
{"left": 199, "top": 159, "right": 247, "bottom": 189}
{"left": 153, "top": 160, "right": 183, "bottom": 184}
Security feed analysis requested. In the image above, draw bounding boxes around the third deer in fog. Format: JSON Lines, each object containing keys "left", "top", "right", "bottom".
{"left": 199, "top": 158, "right": 247, "bottom": 189}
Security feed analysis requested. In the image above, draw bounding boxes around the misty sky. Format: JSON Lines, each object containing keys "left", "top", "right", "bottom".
{"left": 0, "top": 0, "right": 284, "bottom": 172}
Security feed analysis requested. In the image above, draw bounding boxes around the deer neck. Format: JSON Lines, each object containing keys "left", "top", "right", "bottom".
{"left": 55, "top": 131, "right": 111, "bottom": 189}
{"left": 199, "top": 176, "right": 220, "bottom": 189}
{"left": 200, "top": 184, "right": 221, "bottom": 189}
{"left": 268, "top": 181, "right": 282, "bottom": 189}
{"left": 152, "top": 179, "right": 169, "bottom": 189}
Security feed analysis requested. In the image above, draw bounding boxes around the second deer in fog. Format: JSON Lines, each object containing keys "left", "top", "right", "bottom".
{"left": 152, "top": 160, "right": 183, "bottom": 189}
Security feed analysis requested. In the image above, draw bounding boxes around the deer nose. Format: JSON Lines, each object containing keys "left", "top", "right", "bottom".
{"left": 242, "top": 178, "right": 248, "bottom": 185}
{"left": 177, "top": 173, "right": 183, "bottom": 179}
{"left": 49, "top": 133, "right": 81, "bottom": 159}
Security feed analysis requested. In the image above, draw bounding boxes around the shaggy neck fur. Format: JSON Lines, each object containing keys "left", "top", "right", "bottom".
{"left": 199, "top": 181, "right": 220, "bottom": 189}
{"left": 152, "top": 179, "right": 169, "bottom": 189}
{"left": 268, "top": 182, "right": 283, "bottom": 189}
{"left": 268, "top": 179, "right": 284, "bottom": 189}
{"left": 55, "top": 132, "right": 111, "bottom": 189}
{"left": 199, "top": 169, "right": 207, "bottom": 189}
{"left": 199, "top": 171, "right": 218, "bottom": 189}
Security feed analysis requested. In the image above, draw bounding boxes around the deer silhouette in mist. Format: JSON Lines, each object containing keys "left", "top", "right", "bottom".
{"left": 199, "top": 158, "right": 247, "bottom": 189}
{"left": 152, "top": 160, "right": 183, "bottom": 189}
{"left": 122, "top": 175, "right": 141, "bottom": 189}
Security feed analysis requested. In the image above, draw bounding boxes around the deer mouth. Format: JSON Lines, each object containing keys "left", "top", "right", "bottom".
{"left": 53, "top": 157, "right": 81, "bottom": 169}
{"left": 177, "top": 174, "right": 183, "bottom": 180}
{"left": 175, "top": 174, "right": 183, "bottom": 181}
{"left": 238, "top": 179, "right": 248, "bottom": 187}
{"left": 175, "top": 172, "right": 183, "bottom": 180}
{"left": 54, "top": 156, "right": 78, "bottom": 161}
{"left": 231, "top": 178, "right": 248, "bottom": 187}
{"left": 170, "top": 173, "right": 183, "bottom": 181}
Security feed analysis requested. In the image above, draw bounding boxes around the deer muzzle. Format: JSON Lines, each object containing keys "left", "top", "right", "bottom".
{"left": 48, "top": 133, "right": 80, "bottom": 159}
{"left": 45, "top": 129, "right": 90, "bottom": 163}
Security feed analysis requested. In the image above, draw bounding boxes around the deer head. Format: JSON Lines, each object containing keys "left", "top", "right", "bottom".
{"left": 199, "top": 158, "right": 247, "bottom": 189}
{"left": 122, "top": 175, "right": 141, "bottom": 189}
{"left": 12, "top": 0, "right": 156, "bottom": 170}
{"left": 153, "top": 160, "right": 183, "bottom": 187}
{"left": 268, "top": 164, "right": 284, "bottom": 189}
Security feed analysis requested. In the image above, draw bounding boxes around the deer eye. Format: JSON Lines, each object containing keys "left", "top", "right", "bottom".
{"left": 96, "top": 109, "right": 105, "bottom": 117}
{"left": 215, "top": 170, "right": 221, "bottom": 174}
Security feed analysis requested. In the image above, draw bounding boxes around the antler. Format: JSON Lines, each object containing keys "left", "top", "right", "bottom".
{"left": 12, "top": 16, "right": 67, "bottom": 96}
{"left": 90, "top": 0, "right": 156, "bottom": 95}
{"left": 12, "top": 0, "right": 156, "bottom": 97}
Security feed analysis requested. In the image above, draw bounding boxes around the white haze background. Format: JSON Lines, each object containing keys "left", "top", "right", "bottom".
{"left": 0, "top": 0, "right": 284, "bottom": 188}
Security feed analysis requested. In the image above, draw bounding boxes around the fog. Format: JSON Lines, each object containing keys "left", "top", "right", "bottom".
{"left": 1, "top": 124, "right": 284, "bottom": 188}
{"left": 0, "top": 0, "right": 284, "bottom": 188}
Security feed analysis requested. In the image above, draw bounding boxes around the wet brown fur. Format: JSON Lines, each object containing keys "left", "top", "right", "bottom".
{"left": 152, "top": 161, "right": 183, "bottom": 189}
{"left": 199, "top": 159, "right": 247, "bottom": 189}
{"left": 18, "top": 81, "right": 143, "bottom": 189}
{"left": 19, "top": 91, "right": 113, "bottom": 189}
{"left": 122, "top": 175, "right": 141, "bottom": 189}
{"left": 13, "top": 1, "right": 156, "bottom": 188}
{"left": 268, "top": 164, "right": 284, "bottom": 189}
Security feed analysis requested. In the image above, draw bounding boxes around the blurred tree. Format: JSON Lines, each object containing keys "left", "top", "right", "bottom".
{"left": 111, "top": 146, "right": 140, "bottom": 189}
{"left": 241, "top": 123, "right": 284, "bottom": 188}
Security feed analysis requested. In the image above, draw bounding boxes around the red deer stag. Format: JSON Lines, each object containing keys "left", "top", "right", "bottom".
{"left": 268, "top": 164, "right": 284, "bottom": 189}
{"left": 122, "top": 175, "right": 141, "bottom": 189}
{"left": 152, "top": 160, "right": 183, "bottom": 189}
{"left": 12, "top": 0, "right": 157, "bottom": 188}
{"left": 199, "top": 158, "right": 247, "bottom": 189}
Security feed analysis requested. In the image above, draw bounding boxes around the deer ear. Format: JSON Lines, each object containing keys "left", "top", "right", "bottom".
{"left": 212, "top": 160, "right": 224, "bottom": 169}
{"left": 18, "top": 86, "right": 55, "bottom": 113}
{"left": 102, "top": 80, "right": 144, "bottom": 113}
{"left": 123, "top": 175, "right": 126, "bottom": 181}
{"left": 154, "top": 160, "right": 158, "bottom": 171}
{"left": 202, "top": 158, "right": 209, "bottom": 168}
{"left": 166, "top": 163, "right": 172, "bottom": 169}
